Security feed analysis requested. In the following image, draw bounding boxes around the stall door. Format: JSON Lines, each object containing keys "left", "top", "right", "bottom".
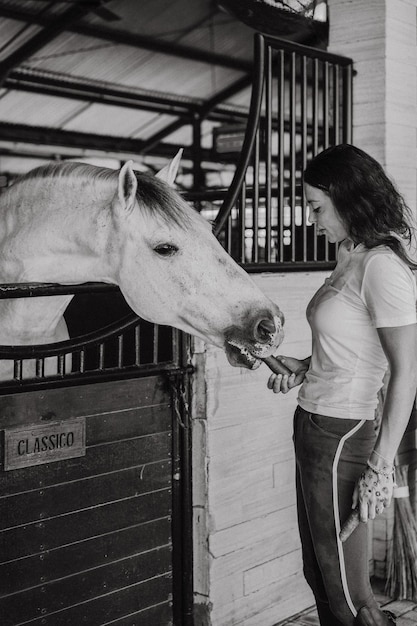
{"left": 0, "top": 376, "right": 180, "bottom": 626}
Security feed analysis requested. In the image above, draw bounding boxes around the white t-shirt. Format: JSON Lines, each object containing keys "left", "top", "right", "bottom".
{"left": 298, "top": 240, "right": 417, "bottom": 420}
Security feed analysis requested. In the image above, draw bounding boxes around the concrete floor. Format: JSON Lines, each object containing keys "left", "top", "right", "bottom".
{"left": 277, "top": 579, "right": 417, "bottom": 625}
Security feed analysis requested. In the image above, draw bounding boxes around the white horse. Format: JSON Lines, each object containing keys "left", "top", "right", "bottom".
{"left": 0, "top": 152, "right": 284, "bottom": 380}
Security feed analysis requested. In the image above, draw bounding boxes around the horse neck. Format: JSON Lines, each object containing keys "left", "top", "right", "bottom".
{"left": 0, "top": 295, "right": 73, "bottom": 345}
{"left": 0, "top": 174, "right": 117, "bottom": 343}
{"left": 1, "top": 175, "right": 117, "bottom": 285}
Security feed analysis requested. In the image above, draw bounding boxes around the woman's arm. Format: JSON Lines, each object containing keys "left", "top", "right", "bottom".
{"left": 372, "top": 323, "right": 417, "bottom": 466}
{"left": 352, "top": 323, "right": 417, "bottom": 523}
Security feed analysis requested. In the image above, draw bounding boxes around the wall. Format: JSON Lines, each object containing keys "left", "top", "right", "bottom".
{"left": 328, "top": 0, "right": 417, "bottom": 581}
{"left": 193, "top": 271, "right": 326, "bottom": 626}
{"left": 327, "top": 0, "right": 417, "bottom": 215}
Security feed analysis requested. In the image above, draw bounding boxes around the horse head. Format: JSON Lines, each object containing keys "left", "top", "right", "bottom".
{"left": 110, "top": 153, "right": 285, "bottom": 369}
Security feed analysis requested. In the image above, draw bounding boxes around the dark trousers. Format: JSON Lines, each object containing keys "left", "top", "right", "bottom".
{"left": 293, "top": 406, "right": 387, "bottom": 626}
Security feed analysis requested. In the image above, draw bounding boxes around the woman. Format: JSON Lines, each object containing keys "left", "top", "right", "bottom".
{"left": 268, "top": 144, "right": 417, "bottom": 626}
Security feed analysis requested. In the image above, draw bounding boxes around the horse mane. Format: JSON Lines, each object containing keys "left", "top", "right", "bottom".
{"left": 7, "top": 161, "right": 193, "bottom": 227}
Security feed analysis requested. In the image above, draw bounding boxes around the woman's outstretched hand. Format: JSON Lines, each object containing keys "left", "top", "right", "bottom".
{"left": 266, "top": 356, "right": 309, "bottom": 394}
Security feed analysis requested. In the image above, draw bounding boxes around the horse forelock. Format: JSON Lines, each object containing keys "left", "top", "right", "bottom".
{"left": 134, "top": 171, "right": 194, "bottom": 229}
{"left": 8, "top": 162, "right": 198, "bottom": 230}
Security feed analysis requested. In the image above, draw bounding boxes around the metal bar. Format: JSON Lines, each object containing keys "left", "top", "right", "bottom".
{"left": 0, "top": 313, "right": 140, "bottom": 359}
{"left": 171, "top": 328, "right": 180, "bottom": 366}
{"left": 0, "top": 282, "right": 119, "bottom": 299}
{"left": 252, "top": 129, "right": 260, "bottom": 263}
{"left": 301, "top": 55, "right": 308, "bottom": 262}
{"left": 134, "top": 325, "right": 141, "bottom": 366}
{"left": 344, "top": 64, "right": 353, "bottom": 144}
{"left": 180, "top": 369, "right": 194, "bottom": 626}
{"left": 323, "top": 62, "right": 330, "bottom": 149}
{"left": 333, "top": 64, "right": 340, "bottom": 145}
{"left": 312, "top": 58, "right": 319, "bottom": 261}
{"left": 153, "top": 325, "right": 159, "bottom": 364}
{"left": 277, "top": 49, "right": 285, "bottom": 263}
{"left": 79, "top": 349, "right": 85, "bottom": 373}
{"left": 239, "top": 182, "right": 246, "bottom": 263}
{"left": 57, "top": 354, "right": 65, "bottom": 376}
{"left": 141, "top": 119, "right": 187, "bottom": 155}
{"left": 226, "top": 212, "right": 232, "bottom": 255}
{"left": 214, "top": 34, "right": 265, "bottom": 236}
{"left": 312, "top": 58, "right": 319, "bottom": 155}
{"left": 200, "top": 74, "right": 253, "bottom": 116}
{"left": 192, "top": 114, "right": 204, "bottom": 191}
{"left": 243, "top": 260, "right": 336, "bottom": 273}
{"left": 0, "top": 3, "right": 252, "bottom": 73}
{"left": 0, "top": 361, "right": 180, "bottom": 395}
{"left": 0, "top": 122, "right": 210, "bottom": 161}
{"left": 323, "top": 61, "right": 330, "bottom": 262}
{"left": 263, "top": 35, "right": 353, "bottom": 66}
{"left": 289, "top": 52, "right": 296, "bottom": 263}
{"left": 0, "top": 1, "right": 103, "bottom": 86}
{"left": 13, "top": 360, "right": 22, "bottom": 381}
{"left": 35, "top": 358, "right": 42, "bottom": 378}
{"left": 265, "top": 44, "right": 272, "bottom": 263}
{"left": 117, "top": 335, "right": 124, "bottom": 369}
{"left": 7, "top": 68, "right": 198, "bottom": 117}
{"left": 98, "top": 343, "right": 105, "bottom": 370}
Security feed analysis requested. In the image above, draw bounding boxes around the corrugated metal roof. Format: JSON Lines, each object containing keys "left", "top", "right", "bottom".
{"left": 0, "top": 0, "right": 324, "bottom": 182}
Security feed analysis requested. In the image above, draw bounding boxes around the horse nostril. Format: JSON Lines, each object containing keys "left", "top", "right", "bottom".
{"left": 255, "top": 317, "right": 277, "bottom": 342}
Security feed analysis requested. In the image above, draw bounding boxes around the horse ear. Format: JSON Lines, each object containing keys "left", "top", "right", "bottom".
{"left": 155, "top": 149, "right": 183, "bottom": 186}
{"left": 118, "top": 160, "right": 137, "bottom": 213}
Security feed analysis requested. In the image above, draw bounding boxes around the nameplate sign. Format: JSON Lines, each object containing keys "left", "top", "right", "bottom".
{"left": 4, "top": 418, "right": 86, "bottom": 471}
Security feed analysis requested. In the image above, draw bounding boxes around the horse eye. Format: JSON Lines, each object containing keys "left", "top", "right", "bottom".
{"left": 154, "top": 243, "right": 179, "bottom": 256}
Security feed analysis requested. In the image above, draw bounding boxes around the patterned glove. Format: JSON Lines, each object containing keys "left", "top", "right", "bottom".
{"left": 352, "top": 462, "right": 395, "bottom": 522}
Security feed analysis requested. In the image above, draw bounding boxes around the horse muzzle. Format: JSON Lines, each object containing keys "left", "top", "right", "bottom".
{"left": 224, "top": 311, "right": 285, "bottom": 369}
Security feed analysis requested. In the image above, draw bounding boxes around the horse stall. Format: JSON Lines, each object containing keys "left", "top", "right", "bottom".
{"left": 0, "top": 19, "right": 357, "bottom": 625}
{"left": 0, "top": 286, "right": 194, "bottom": 626}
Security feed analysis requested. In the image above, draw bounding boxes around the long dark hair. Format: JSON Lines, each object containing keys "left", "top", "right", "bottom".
{"left": 303, "top": 144, "right": 417, "bottom": 267}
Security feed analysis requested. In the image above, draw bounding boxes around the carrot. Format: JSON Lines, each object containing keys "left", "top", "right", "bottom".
{"left": 339, "top": 508, "right": 360, "bottom": 542}
{"left": 262, "top": 355, "right": 293, "bottom": 376}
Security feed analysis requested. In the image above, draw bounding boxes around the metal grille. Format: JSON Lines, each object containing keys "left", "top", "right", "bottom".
{"left": 212, "top": 33, "right": 353, "bottom": 271}
{"left": 0, "top": 284, "right": 183, "bottom": 392}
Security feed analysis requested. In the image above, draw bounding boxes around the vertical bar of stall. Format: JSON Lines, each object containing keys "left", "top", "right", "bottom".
{"left": 117, "top": 334, "right": 123, "bottom": 369}
{"left": 265, "top": 43, "right": 272, "bottom": 263}
{"left": 312, "top": 58, "right": 319, "bottom": 261}
{"left": 323, "top": 60, "right": 330, "bottom": 262}
{"left": 252, "top": 130, "right": 260, "bottom": 263}
{"left": 134, "top": 324, "right": 141, "bottom": 366}
{"left": 333, "top": 64, "right": 340, "bottom": 145}
{"left": 13, "top": 360, "right": 22, "bottom": 381}
{"left": 277, "top": 49, "right": 285, "bottom": 263}
{"left": 301, "top": 54, "right": 308, "bottom": 263}
{"left": 98, "top": 343, "right": 105, "bottom": 370}
{"left": 343, "top": 64, "right": 353, "bottom": 144}
{"left": 289, "top": 51, "right": 296, "bottom": 263}
{"left": 239, "top": 181, "right": 246, "bottom": 264}
{"left": 153, "top": 324, "right": 159, "bottom": 364}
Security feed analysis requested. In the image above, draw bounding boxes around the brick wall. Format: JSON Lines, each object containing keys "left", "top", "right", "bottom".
{"left": 193, "top": 272, "right": 326, "bottom": 625}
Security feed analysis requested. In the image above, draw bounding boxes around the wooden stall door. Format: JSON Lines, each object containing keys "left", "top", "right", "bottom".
{"left": 0, "top": 376, "right": 179, "bottom": 626}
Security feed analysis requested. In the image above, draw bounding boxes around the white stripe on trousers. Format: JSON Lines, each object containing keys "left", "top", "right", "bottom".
{"left": 332, "top": 419, "right": 366, "bottom": 618}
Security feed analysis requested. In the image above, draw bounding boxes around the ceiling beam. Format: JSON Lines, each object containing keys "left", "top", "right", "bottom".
{"left": 140, "top": 119, "right": 187, "bottom": 155}
{"left": 0, "top": 1, "right": 106, "bottom": 87}
{"left": 141, "top": 74, "right": 253, "bottom": 154}
{"left": 200, "top": 73, "right": 253, "bottom": 116}
{"left": 0, "top": 122, "right": 213, "bottom": 161}
{"left": 5, "top": 67, "right": 250, "bottom": 122}
{"left": 0, "top": 3, "right": 252, "bottom": 73}
{"left": 6, "top": 68, "right": 199, "bottom": 118}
